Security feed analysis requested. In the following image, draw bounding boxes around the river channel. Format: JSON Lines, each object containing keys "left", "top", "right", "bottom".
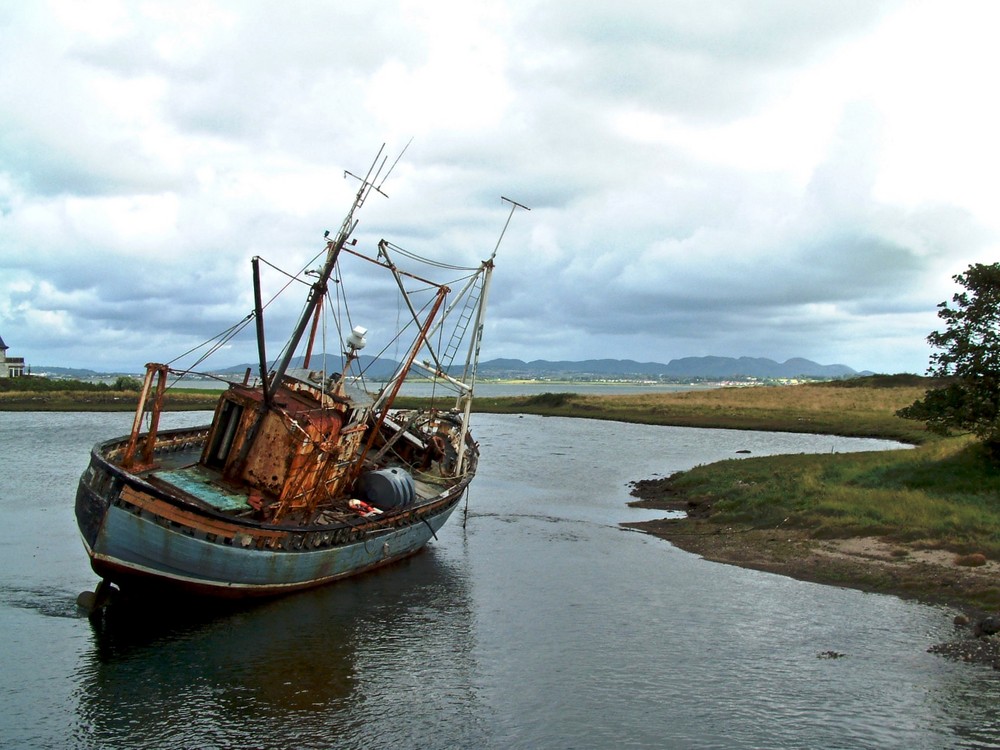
{"left": 1, "top": 411, "right": 998, "bottom": 749}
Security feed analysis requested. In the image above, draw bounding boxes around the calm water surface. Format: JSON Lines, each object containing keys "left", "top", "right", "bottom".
{"left": 1, "top": 411, "right": 998, "bottom": 749}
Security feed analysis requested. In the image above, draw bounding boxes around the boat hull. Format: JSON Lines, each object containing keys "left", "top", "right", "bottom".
{"left": 82, "top": 499, "right": 458, "bottom": 598}
{"left": 75, "top": 428, "right": 472, "bottom": 598}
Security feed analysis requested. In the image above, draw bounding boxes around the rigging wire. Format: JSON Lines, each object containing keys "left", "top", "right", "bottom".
{"left": 166, "top": 314, "right": 255, "bottom": 370}
{"left": 392, "top": 279, "right": 403, "bottom": 379}
{"left": 159, "top": 231, "right": 479, "bottom": 397}
{"left": 164, "top": 249, "right": 323, "bottom": 376}
{"left": 332, "top": 262, "right": 361, "bottom": 386}
{"left": 327, "top": 277, "right": 344, "bottom": 372}
{"left": 356, "top": 293, "right": 434, "bottom": 380}
{"left": 381, "top": 240, "right": 480, "bottom": 272}
{"left": 256, "top": 256, "right": 315, "bottom": 288}
{"left": 426, "top": 291, "right": 450, "bottom": 406}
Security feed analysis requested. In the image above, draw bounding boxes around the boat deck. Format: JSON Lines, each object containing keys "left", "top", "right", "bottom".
{"left": 154, "top": 465, "right": 254, "bottom": 513}
{"left": 138, "top": 446, "right": 253, "bottom": 515}
{"left": 134, "top": 442, "right": 449, "bottom": 520}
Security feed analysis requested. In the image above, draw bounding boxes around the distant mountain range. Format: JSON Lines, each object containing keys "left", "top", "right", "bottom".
{"left": 32, "top": 355, "right": 868, "bottom": 381}
{"left": 195, "top": 354, "right": 868, "bottom": 380}
{"left": 474, "top": 356, "right": 867, "bottom": 380}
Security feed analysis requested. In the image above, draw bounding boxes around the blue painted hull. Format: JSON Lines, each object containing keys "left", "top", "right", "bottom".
{"left": 83, "top": 498, "right": 458, "bottom": 597}
{"left": 76, "top": 426, "right": 474, "bottom": 598}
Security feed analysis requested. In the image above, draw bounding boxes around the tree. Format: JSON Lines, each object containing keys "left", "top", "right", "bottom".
{"left": 897, "top": 262, "right": 1000, "bottom": 455}
{"left": 112, "top": 375, "right": 143, "bottom": 391}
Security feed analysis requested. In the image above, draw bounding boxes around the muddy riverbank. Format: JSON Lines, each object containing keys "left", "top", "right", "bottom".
{"left": 627, "top": 475, "right": 1000, "bottom": 668}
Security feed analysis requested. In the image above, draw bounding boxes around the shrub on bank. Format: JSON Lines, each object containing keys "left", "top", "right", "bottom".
{"left": 0, "top": 375, "right": 140, "bottom": 393}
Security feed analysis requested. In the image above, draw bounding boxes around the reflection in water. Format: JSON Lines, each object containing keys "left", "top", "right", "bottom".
{"left": 4, "top": 413, "right": 1000, "bottom": 749}
{"left": 74, "top": 549, "right": 482, "bottom": 749}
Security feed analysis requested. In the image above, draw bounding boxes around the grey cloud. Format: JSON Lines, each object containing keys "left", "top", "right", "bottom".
{"left": 513, "top": 1, "right": 900, "bottom": 119}
{"left": 0, "top": 1, "right": 990, "bottom": 375}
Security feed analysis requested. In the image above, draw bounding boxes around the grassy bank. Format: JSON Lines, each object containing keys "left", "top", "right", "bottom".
{"left": 459, "top": 380, "right": 932, "bottom": 443}
{"left": 0, "top": 386, "right": 220, "bottom": 411}
{"left": 600, "top": 381, "right": 1000, "bottom": 613}
{"left": 658, "top": 436, "right": 1000, "bottom": 551}
{"left": 451, "top": 378, "right": 1000, "bottom": 612}
{"left": 629, "top": 434, "right": 1000, "bottom": 580}
{"left": 5, "top": 375, "right": 931, "bottom": 439}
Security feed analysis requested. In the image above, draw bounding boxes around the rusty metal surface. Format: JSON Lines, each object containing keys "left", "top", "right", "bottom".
{"left": 122, "top": 363, "right": 170, "bottom": 470}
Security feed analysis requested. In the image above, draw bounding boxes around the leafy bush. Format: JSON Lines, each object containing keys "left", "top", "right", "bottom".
{"left": 112, "top": 376, "right": 143, "bottom": 391}
{"left": 0, "top": 376, "right": 104, "bottom": 392}
{"left": 0, "top": 375, "right": 141, "bottom": 392}
{"left": 898, "top": 263, "right": 1000, "bottom": 456}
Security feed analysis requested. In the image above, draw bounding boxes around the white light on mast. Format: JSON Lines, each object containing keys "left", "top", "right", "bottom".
{"left": 346, "top": 326, "right": 368, "bottom": 352}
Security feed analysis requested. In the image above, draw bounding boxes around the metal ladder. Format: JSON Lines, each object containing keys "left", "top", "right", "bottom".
{"left": 440, "top": 273, "right": 483, "bottom": 374}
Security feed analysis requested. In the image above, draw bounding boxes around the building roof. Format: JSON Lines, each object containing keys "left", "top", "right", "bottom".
{"left": 0, "top": 334, "right": 7, "bottom": 351}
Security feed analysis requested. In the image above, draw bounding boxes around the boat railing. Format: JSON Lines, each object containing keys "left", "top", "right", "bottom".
{"left": 103, "top": 425, "right": 211, "bottom": 464}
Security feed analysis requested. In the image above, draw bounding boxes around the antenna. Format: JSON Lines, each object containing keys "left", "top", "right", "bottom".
{"left": 378, "top": 137, "right": 414, "bottom": 192}
{"left": 343, "top": 143, "right": 389, "bottom": 199}
{"left": 343, "top": 140, "right": 412, "bottom": 199}
{"left": 501, "top": 196, "right": 531, "bottom": 211}
{"left": 490, "top": 196, "right": 530, "bottom": 259}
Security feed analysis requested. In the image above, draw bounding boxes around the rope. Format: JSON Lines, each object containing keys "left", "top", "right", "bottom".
{"left": 382, "top": 240, "right": 478, "bottom": 272}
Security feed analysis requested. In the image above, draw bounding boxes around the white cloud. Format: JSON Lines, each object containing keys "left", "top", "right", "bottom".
{"left": 0, "top": 0, "right": 997, "bottom": 375}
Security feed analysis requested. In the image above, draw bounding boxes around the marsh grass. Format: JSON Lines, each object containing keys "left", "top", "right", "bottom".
{"left": 473, "top": 383, "right": 932, "bottom": 443}
{"left": 0, "top": 387, "right": 219, "bottom": 411}
{"left": 0, "top": 376, "right": 223, "bottom": 411}
{"left": 672, "top": 435, "right": 1000, "bottom": 557}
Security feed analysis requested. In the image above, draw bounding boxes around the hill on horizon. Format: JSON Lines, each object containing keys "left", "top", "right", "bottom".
{"left": 31, "top": 355, "right": 870, "bottom": 381}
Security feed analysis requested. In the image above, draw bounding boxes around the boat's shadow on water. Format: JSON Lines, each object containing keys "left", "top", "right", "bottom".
{"left": 73, "top": 547, "right": 478, "bottom": 748}
{"left": 83, "top": 588, "right": 269, "bottom": 658}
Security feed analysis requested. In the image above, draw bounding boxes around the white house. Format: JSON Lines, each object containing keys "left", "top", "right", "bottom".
{"left": 0, "top": 334, "right": 25, "bottom": 377}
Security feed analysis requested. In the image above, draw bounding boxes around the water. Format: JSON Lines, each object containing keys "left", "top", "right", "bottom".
{"left": 397, "top": 381, "right": 717, "bottom": 397}
{"left": 1, "top": 411, "right": 998, "bottom": 749}
{"left": 172, "top": 377, "right": 716, "bottom": 397}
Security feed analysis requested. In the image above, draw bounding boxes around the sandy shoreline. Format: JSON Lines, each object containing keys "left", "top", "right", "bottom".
{"left": 627, "top": 476, "right": 1000, "bottom": 669}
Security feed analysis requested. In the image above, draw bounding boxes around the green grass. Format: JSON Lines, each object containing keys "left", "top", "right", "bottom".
{"left": 0, "top": 376, "right": 220, "bottom": 411}
{"left": 460, "top": 382, "right": 934, "bottom": 443}
{"left": 668, "top": 435, "right": 1000, "bottom": 557}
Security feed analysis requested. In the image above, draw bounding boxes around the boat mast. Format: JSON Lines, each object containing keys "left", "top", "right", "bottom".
{"left": 251, "top": 257, "right": 271, "bottom": 408}
{"left": 267, "top": 148, "right": 389, "bottom": 401}
{"left": 453, "top": 197, "right": 529, "bottom": 472}
{"left": 228, "top": 149, "right": 393, "bottom": 475}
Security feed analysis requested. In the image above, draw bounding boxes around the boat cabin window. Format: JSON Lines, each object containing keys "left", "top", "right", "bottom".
{"left": 206, "top": 399, "right": 244, "bottom": 468}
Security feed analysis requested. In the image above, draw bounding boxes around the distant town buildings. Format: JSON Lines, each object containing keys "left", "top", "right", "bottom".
{"left": 0, "top": 334, "right": 26, "bottom": 377}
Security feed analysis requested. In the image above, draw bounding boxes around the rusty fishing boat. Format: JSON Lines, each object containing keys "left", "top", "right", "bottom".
{"left": 76, "top": 152, "right": 520, "bottom": 600}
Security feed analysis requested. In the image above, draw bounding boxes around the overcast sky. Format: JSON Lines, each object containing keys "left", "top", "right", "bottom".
{"left": 2, "top": 1, "right": 998, "bottom": 374}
